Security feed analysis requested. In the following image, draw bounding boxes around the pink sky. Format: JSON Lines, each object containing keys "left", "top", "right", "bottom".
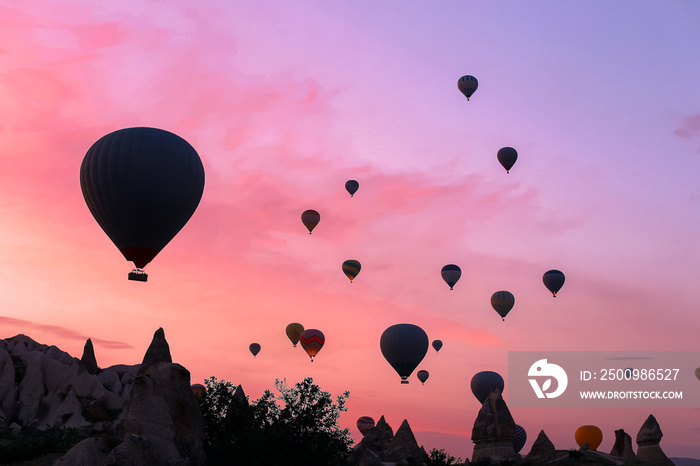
{"left": 2, "top": 1, "right": 700, "bottom": 459}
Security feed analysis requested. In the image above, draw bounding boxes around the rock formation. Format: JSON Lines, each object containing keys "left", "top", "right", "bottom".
{"left": 526, "top": 430, "right": 555, "bottom": 458}
{"left": 471, "top": 388, "right": 518, "bottom": 462}
{"left": 349, "top": 415, "right": 427, "bottom": 466}
{"left": 610, "top": 428, "right": 636, "bottom": 460}
{"left": 636, "top": 414, "right": 674, "bottom": 466}
{"left": 386, "top": 419, "right": 427, "bottom": 464}
{"left": 81, "top": 338, "right": 98, "bottom": 375}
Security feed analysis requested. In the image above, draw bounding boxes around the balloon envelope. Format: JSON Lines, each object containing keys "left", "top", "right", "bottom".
{"left": 491, "top": 291, "right": 515, "bottom": 320}
{"left": 417, "top": 370, "right": 429, "bottom": 385}
{"left": 432, "top": 340, "right": 443, "bottom": 353}
{"left": 380, "top": 323, "right": 429, "bottom": 384}
{"left": 342, "top": 259, "right": 361, "bottom": 282}
{"left": 301, "top": 209, "right": 320, "bottom": 234}
{"left": 470, "top": 371, "right": 505, "bottom": 404}
{"left": 357, "top": 416, "right": 375, "bottom": 436}
{"left": 249, "top": 343, "right": 261, "bottom": 357}
{"left": 575, "top": 425, "right": 603, "bottom": 450}
{"left": 513, "top": 425, "right": 527, "bottom": 454}
{"left": 286, "top": 323, "right": 304, "bottom": 347}
{"left": 458, "top": 75, "right": 478, "bottom": 100}
{"left": 497, "top": 147, "right": 518, "bottom": 173}
{"left": 543, "top": 270, "right": 566, "bottom": 297}
{"left": 191, "top": 383, "right": 206, "bottom": 396}
{"left": 299, "top": 329, "right": 325, "bottom": 362}
{"left": 695, "top": 367, "right": 700, "bottom": 381}
{"left": 345, "top": 180, "right": 359, "bottom": 197}
{"left": 80, "top": 127, "right": 205, "bottom": 275}
{"left": 441, "top": 264, "right": 461, "bottom": 290}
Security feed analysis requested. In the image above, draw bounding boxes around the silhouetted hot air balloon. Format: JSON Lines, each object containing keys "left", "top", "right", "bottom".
{"left": 299, "top": 329, "right": 325, "bottom": 362}
{"left": 497, "top": 147, "right": 518, "bottom": 173}
{"left": 470, "top": 371, "right": 505, "bottom": 404}
{"left": 543, "top": 270, "right": 566, "bottom": 297}
{"left": 80, "top": 127, "right": 205, "bottom": 282}
{"left": 286, "top": 323, "right": 304, "bottom": 347}
{"left": 417, "top": 370, "right": 429, "bottom": 385}
{"left": 191, "top": 383, "right": 206, "bottom": 396}
{"left": 357, "top": 416, "right": 375, "bottom": 436}
{"left": 249, "top": 343, "right": 261, "bottom": 358}
{"left": 301, "top": 209, "right": 320, "bottom": 234}
{"left": 345, "top": 180, "right": 359, "bottom": 197}
{"left": 513, "top": 425, "right": 527, "bottom": 454}
{"left": 432, "top": 340, "right": 443, "bottom": 353}
{"left": 380, "top": 323, "right": 429, "bottom": 384}
{"left": 458, "top": 75, "right": 478, "bottom": 100}
{"left": 342, "top": 259, "right": 361, "bottom": 282}
{"left": 441, "top": 264, "right": 461, "bottom": 290}
{"left": 695, "top": 367, "right": 700, "bottom": 381}
{"left": 575, "top": 425, "right": 603, "bottom": 450}
{"left": 491, "top": 291, "right": 515, "bottom": 320}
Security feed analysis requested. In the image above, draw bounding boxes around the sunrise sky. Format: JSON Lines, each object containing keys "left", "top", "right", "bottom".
{"left": 2, "top": 0, "right": 700, "bottom": 459}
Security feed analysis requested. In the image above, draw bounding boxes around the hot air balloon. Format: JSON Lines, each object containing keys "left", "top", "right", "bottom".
{"left": 543, "top": 270, "right": 565, "bottom": 297}
{"left": 357, "top": 416, "right": 375, "bottom": 436}
{"left": 345, "top": 180, "right": 359, "bottom": 197}
{"left": 191, "top": 383, "right": 206, "bottom": 396}
{"left": 380, "top": 323, "right": 429, "bottom": 384}
{"left": 249, "top": 343, "right": 261, "bottom": 358}
{"left": 432, "top": 340, "right": 443, "bottom": 353}
{"left": 470, "top": 371, "right": 504, "bottom": 404}
{"left": 299, "top": 329, "right": 325, "bottom": 362}
{"left": 441, "top": 264, "right": 461, "bottom": 290}
{"left": 80, "top": 127, "right": 205, "bottom": 281}
{"left": 497, "top": 147, "right": 518, "bottom": 173}
{"left": 513, "top": 425, "right": 527, "bottom": 454}
{"left": 342, "top": 259, "right": 361, "bottom": 282}
{"left": 417, "top": 370, "right": 429, "bottom": 385}
{"left": 491, "top": 291, "right": 515, "bottom": 320}
{"left": 458, "top": 75, "right": 478, "bottom": 100}
{"left": 695, "top": 367, "right": 700, "bottom": 381}
{"left": 575, "top": 425, "right": 603, "bottom": 450}
{"left": 301, "top": 209, "right": 320, "bottom": 234}
{"left": 625, "top": 368, "right": 634, "bottom": 380}
{"left": 286, "top": 323, "right": 304, "bottom": 347}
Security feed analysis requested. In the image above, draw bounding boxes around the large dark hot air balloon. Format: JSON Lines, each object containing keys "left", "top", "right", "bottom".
{"left": 543, "top": 270, "right": 565, "bottom": 297}
{"left": 380, "top": 323, "right": 429, "bottom": 384}
{"left": 497, "top": 147, "right": 518, "bottom": 173}
{"left": 249, "top": 343, "right": 261, "bottom": 358}
{"left": 80, "top": 127, "right": 205, "bottom": 281}
{"left": 458, "top": 75, "right": 478, "bottom": 100}
{"left": 345, "top": 180, "right": 359, "bottom": 197}
{"left": 286, "top": 323, "right": 304, "bottom": 347}
{"left": 491, "top": 291, "right": 515, "bottom": 321}
{"left": 513, "top": 425, "right": 527, "bottom": 454}
{"left": 432, "top": 340, "right": 443, "bottom": 353}
{"left": 342, "top": 259, "right": 361, "bottom": 282}
{"left": 470, "top": 371, "right": 504, "bottom": 404}
{"left": 441, "top": 264, "right": 461, "bottom": 290}
{"left": 299, "top": 329, "right": 325, "bottom": 362}
{"left": 301, "top": 209, "right": 320, "bottom": 234}
{"left": 356, "top": 416, "right": 375, "bottom": 436}
{"left": 417, "top": 370, "right": 429, "bottom": 385}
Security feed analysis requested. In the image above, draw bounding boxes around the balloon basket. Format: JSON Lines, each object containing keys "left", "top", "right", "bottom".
{"left": 128, "top": 269, "right": 148, "bottom": 282}
{"left": 400, "top": 380, "right": 409, "bottom": 384}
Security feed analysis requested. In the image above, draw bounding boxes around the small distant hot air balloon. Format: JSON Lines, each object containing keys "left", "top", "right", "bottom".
{"left": 432, "top": 340, "right": 443, "bottom": 353}
{"left": 191, "top": 383, "right": 206, "bottom": 396}
{"left": 491, "top": 291, "right": 515, "bottom": 320}
{"left": 441, "top": 264, "right": 461, "bottom": 290}
{"left": 301, "top": 209, "right": 320, "bottom": 234}
{"left": 380, "top": 323, "right": 429, "bottom": 384}
{"left": 497, "top": 147, "right": 518, "bottom": 173}
{"left": 543, "top": 270, "right": 565, "bottom": 297}
{"left": 342, "top": 259, "right": 361, "bottom": 282}
{"left": 345, "top": 180, "right": 359, "bottom": 197}
{"left": 417, "top": 370, "right": 429, "bottom": 385}
{"left": 513, "top": 425, "right": 527, "bottom": 454}
{"left": 80, "top": 127, "right": 205, "bottom": 282}
{"left": 299, "top": 329, "right": 325, "bottom": 362}
{"left": 575, "top": 425, "right": 603, "bottom": 450}
{"left": 625, "top": 368, "right": 634, "bottom": 380}
{"left": 286, "top": 323, "right": 304, "bottom": 347}
{"left": 357, "top": 416, "right": 375, "bottom": 436}
{"left": 695, "top": 367, "right": 700, "bottom": 381}
{"left": 249, "top": 343, "right": 261, "bottom": 358}
{"left": 458, "top": 75, "right": 478, "bottom": 100}
{"left": 470, "top": 371, "right": 505, "bottom": 404}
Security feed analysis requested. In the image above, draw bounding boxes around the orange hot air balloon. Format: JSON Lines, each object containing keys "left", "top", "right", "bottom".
{"left": 342, "top": 259, "right": 361, "bottom": 282}
{"left": 286, "top": 323, "right": 304, "bottom": 347}
{"left": 191, "top": 383, "right": 206, "bottom": 396}
{"left": 299, "top": 329, "right": 325, "bottom": 362}
{"left": 575, "top": 425, "right": 603, "bottom": 450}
{"left": 301, "top": 209, "right": 320, "bottom": 234}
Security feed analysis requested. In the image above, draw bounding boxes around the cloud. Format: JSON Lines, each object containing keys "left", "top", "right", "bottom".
{"left": 0, "top": 316, "right": 133, "bottom": 349}
{"left": 674, "top": 114, "right": 700, "bottom": 139}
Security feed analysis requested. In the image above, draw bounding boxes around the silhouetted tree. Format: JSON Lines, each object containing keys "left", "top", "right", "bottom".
{"left": 426, "top": 447, "right": 464, "bottom": 465}
{"left": 197, "top": 376, "right": 352, "bottom": 466}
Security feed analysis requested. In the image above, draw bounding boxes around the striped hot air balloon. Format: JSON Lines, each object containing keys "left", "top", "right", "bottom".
{"left": 356, "top": 416, "right": 375, "bottom": 436}
{"left": 299, "top": 329, "right": 325, "bottom": 362}
{"left": 301, "top": 210, "right": 320, "bottom": 234}
{"left": 490, "top": 291, "right": 515, "bottom": 321}
{"left": 342, "top": 260, "right": 361, "bottom": 282}
{"left": 513, "top": 425, "right": 527, "bottom": 454}
{"left": 458, "top": 75, "right": 478, "bottom": 100}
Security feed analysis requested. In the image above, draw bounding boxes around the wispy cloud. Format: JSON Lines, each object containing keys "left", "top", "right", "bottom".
{"left": 0, "top": 316, "right": 133, "bottom": 349}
